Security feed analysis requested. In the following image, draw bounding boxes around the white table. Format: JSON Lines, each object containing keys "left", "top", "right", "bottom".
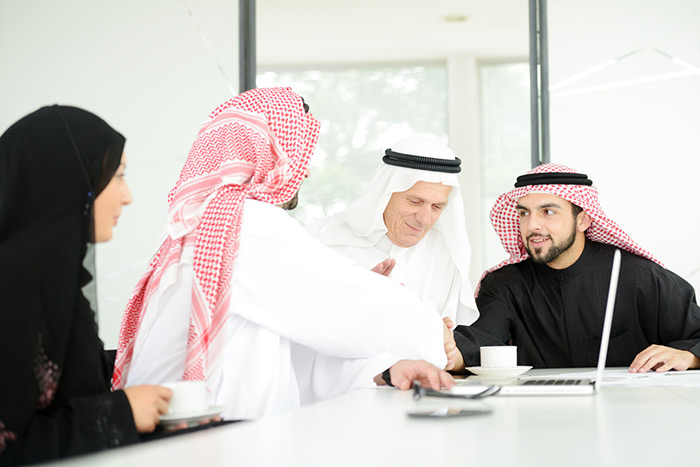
{"left": 53, "top": 369, "right": 699, "bottom": 466}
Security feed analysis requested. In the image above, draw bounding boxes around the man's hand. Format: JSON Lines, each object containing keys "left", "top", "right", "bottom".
{"left": 123, "top": 385, "right": 172, "bottom": 433}
{"left": 379, "top": 359, "right": 455, "bottom": 391}
{"left": 442, "top": 316, "right": 464, "bottom": 371}
{"left": 629, "top": 345, "right": 700, "bottom": 373}
{"left": 370, "top": 258, "right": 396, "bottom": 277}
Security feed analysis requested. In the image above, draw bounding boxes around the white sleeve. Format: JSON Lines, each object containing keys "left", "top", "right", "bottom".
{"left": 232, "top": 200, "right": 446, "bottom": 368}
{"left": 124, "top": 266, "right": 192, "bottom": 386}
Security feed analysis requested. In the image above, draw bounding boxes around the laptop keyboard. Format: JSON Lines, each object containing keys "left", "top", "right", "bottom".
{"left": 521, "top": 379, "right": 583, "bottom": 386}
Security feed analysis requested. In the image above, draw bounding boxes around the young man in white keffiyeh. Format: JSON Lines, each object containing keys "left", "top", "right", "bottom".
{"left": 452, "top": 163, "right": 700, "bottom": 373}
{"left": 113, "top": 88, "right": 454, "bottom": 422}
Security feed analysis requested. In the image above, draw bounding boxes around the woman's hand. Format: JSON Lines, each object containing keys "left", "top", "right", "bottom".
{"left": 123, "top": 385, "right": 172, "bottom": 433}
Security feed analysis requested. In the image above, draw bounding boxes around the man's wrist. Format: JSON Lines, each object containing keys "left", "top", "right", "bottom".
{"left": 451, "top": 351, "right": 466, "bottom": 374}
{"left": 686, "top": 351, "right": 700, "bottom": 369}
{"left": 381, "top": 368, "right": 394, "bottom": 387}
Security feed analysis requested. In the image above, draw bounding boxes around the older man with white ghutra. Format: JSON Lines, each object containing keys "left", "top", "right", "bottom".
{"left": 309, "top": 136, "right": 478, "bottom": 328}
{"left": 453, "top": 163, "right": 700, "bottom": 373}
{"left": 113, "top": 88, "right": 453, "bottom": 422}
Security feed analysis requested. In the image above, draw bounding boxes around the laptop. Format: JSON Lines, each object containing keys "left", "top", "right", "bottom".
{"left": 460, "top": 248, "right": 622, "bottom": 396}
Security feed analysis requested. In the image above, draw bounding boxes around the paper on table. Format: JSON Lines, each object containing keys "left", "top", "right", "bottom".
{"left": 520, "top": 369, "right": 700, "bottom": 387}
{"left": 603, "top": 370, "right": 700, "bottom": 387}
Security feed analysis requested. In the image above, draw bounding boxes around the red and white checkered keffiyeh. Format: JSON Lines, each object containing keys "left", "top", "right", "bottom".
{"left": 113, "top": 87, "right": 320, "bottom": 389}
{"left": 476, "top": 163, "right": 662, "bottom": 296}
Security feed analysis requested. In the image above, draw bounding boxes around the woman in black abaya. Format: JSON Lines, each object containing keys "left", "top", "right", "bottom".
{"left": 0, "top": 106, "right": 171, "bottom": 465}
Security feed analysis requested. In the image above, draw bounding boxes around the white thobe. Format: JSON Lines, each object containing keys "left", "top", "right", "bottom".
{"left": 326, "top": 232, "right": 465, "bottom": 322}
{"left": 125, "top": 199, "right": 446, "bottom": 420}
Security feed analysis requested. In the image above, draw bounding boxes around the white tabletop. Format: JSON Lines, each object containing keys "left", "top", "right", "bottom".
{"left": 53, "top": 368, "right": 699, "bottom": 466}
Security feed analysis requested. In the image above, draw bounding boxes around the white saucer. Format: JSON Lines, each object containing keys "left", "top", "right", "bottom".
{"left": 159, "top": 405, "right": 226, "bottom": 428}
{"left": 466, "top": 366, "right": 532, "bottom": 378}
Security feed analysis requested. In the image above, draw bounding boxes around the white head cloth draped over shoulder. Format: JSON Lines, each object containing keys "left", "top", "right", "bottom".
{"left": 311, "top": 136, "right": 478, "bottom": 324}
{"left": 480, "top": 163, "right": 662, "bottom": 293}
{"left": 113, "top": 87, "right": 320, "bottom": 389}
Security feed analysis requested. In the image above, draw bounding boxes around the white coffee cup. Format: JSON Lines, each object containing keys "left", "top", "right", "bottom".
{"left": 480, "top": 346, "right": 517, "bottom": 368}
{"left": 162, "top": 381, "right": 208, "bottom": 415}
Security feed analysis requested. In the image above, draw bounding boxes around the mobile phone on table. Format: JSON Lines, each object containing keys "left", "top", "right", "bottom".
{"left": 407, "top": 406, "right": 492, "bottom": 418}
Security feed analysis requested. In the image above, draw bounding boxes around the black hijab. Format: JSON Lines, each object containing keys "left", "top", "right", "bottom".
{"left": 0, "top": 106, "right": 137, "bottom": 464}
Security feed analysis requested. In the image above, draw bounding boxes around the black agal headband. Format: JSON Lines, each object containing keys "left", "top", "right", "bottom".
{"left": 383, "top": 149, "right": 461, "bottom": 174}
{"left": 514, "top": 172, "right": 593, "bottom": 187}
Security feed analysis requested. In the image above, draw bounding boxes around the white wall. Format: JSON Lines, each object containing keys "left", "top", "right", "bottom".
{"left": 548, "top": 0, "right": 700, "bottom": 291}
{"left": 0, "top": 0, "right": 239, "bottom": 348}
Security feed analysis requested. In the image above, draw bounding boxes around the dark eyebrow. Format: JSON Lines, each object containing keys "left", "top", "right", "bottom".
{"left": 517, "top": 202, "right": 562, "bottom": 211}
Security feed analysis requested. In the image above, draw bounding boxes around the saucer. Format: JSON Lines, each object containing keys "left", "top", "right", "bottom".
{"left": 466, "top": 366, "right": 532, "bottom": 378}
{"left": 159, "top": 405, "right": 226, "bottom": 428}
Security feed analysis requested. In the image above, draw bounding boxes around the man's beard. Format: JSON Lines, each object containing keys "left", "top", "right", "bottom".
{"left": 524, "top": 225, "right": 577, "bottom": 264}
{"left": 279, "top": 192, "right": 299, "bottom": 211}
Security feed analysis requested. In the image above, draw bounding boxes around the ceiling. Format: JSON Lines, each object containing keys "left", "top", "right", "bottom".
{"left": 256, "top": 0, "right": 530, "bottom": 66}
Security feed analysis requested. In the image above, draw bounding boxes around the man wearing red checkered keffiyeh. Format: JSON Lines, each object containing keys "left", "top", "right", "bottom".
{"left": 452, "top": 163, "right": 700, "bottom": 373}
{"left": 113, "top": 87, "right": 453, "bottom": 422}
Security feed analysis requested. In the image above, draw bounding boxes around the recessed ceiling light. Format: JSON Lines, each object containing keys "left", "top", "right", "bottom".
{"left": 442, "top": 14, "right": 468, "bottom": 23}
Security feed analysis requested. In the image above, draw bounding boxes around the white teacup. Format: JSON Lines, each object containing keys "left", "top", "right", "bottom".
{"left": 480, "top": 346, "right": 517, "bottom": 368}
{"left": 162, "top": 381, "right": 208, "bottom": 415}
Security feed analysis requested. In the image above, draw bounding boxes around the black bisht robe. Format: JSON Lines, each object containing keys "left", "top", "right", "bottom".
{"left": 455, "top": 240, "right": 700, "bottom": 368}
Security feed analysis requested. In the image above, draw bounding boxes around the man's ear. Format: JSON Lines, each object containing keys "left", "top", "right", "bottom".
{"left": 577, "top": 211, "right": 592, "bottom": 232}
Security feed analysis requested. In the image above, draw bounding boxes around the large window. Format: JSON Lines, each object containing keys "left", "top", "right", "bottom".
{"left": 479, "top": 62, "right": 531, "bottom": 269}
{"left": 258, "top": 64, "right": 448, "bottom": 225}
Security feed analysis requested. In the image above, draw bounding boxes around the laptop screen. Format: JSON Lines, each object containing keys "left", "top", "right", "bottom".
{"left": 593, "top": 248, "right": 622, "bottom": 391}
